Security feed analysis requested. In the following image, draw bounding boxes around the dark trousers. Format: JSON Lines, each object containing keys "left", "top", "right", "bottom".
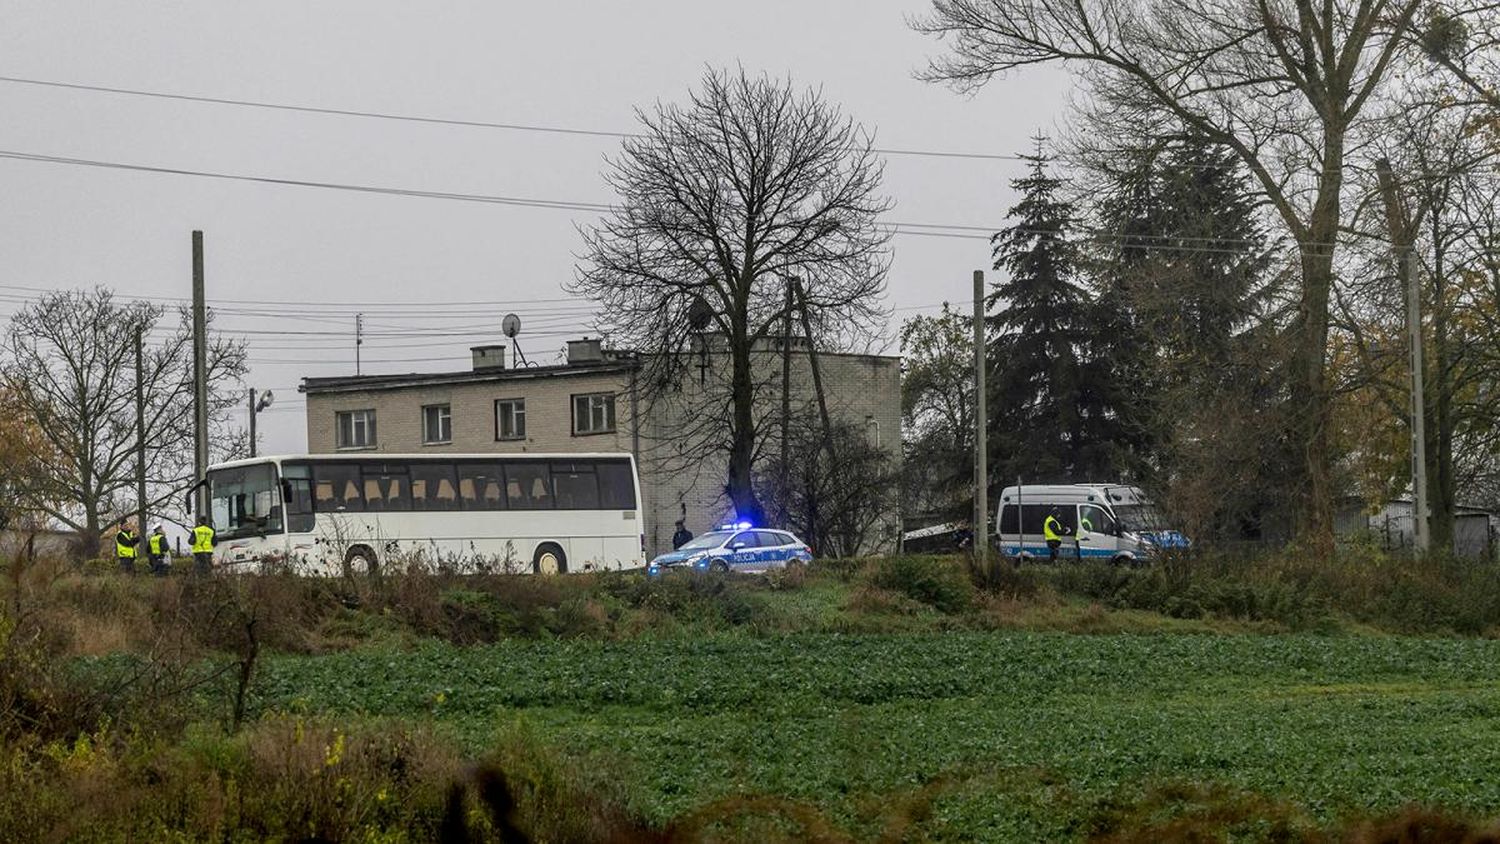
{"left": 1046, "top": 539, "right": 1061, "bottom": 562}
{"left": 118, "top": 555, "right": 136, "bottom": 575}
{"left": 149, "top": 555, "right": 168, "bottom": 577}
{"left": 193, "top": 552, "right": 213, "bottom": 576}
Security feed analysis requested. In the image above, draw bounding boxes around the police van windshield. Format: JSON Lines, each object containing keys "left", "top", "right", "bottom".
{"left": 1113, "top": 503, "right": 1166, "bottom": 533}
{"left": 207, "top": 462, "right": 283, "bottom": 539}
{"left": 678, "top": 531, "right": 735, "bottom": 551}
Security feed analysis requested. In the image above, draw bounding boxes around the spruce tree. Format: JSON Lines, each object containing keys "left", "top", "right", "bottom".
{"left": 987, "top": 142, "right": 1098, "bottom": 483}
{"left": 1089, "top": 136, "right": 1287, "bottom": 538}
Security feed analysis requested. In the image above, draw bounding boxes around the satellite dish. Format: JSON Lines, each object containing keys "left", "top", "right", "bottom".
{"left": 687, "top": 296, "right": 713, "bottom": 331}
{"left": 502, "top": 313, "right": 522, "bottom": 338}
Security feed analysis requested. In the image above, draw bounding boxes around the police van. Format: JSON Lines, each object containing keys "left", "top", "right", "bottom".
{"left": 995, "top": 484, "right": 1179, "bottom": 564}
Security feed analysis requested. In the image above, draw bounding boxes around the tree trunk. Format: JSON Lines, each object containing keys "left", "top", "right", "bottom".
{"left": 725, "top": 324, "right": 765, "bottom": 525}
{"left": 1290, "top": 159, "right": 1343, "bottom": 557}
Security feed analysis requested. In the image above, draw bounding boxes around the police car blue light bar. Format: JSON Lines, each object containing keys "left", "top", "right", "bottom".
{"left": 716, "top": 521, "right": 754, "bottom": 531}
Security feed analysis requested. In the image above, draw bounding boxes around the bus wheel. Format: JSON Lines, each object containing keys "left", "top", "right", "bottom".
{"left": 344, "top": 545, "right": 379, "bottom": 579}
{"left": 533, "top": 543, "right": 567, "bottom": 575}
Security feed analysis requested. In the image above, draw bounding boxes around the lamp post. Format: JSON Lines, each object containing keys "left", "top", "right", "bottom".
{"left": 248, "top": 388, "right": 274, "bottom": 457}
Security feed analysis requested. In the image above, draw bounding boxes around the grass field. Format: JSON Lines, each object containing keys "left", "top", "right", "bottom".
{"left": 249, "top": 631, "right": 1500, "bottom": 839}
{"left": 12, "top": 554, "right": 1500, "bottom": 840}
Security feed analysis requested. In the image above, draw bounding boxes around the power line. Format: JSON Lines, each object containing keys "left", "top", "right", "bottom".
{"left": 0, "top": 73, "right": 1027, "bottom": 162}
{"left": 0, "top": 149, "right": 1339, "bottom": 253}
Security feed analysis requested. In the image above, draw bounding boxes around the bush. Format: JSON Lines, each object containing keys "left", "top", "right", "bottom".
{"left": 868, "top": 557, "right": 974, "bottom": 614}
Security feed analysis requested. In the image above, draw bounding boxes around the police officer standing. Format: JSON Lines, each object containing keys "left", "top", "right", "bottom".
{"left": 191, "top": 516, "right": 216, "bottom": 576}
{"left": 147, "top": 525, "right": 169, "bottom": 577}
{"left": 1043, "top": 508, "right": 1064, "bottom": 562}
{"left": 115, "top": 519, "right": 140, "bottom": 574}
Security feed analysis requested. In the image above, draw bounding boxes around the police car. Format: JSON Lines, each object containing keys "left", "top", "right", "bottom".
{"left": 647, "top": 523, "right": 813, "bottom": 576}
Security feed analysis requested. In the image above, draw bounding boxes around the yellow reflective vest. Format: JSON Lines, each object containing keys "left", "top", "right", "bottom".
{"left": 191, "top": 525, "right": 215, "bottom": 554}
{"left": 115, "top": 530, "right": 137, "bottom": 559}
{"left": 1042, "top": 516, "right": 1062, "bottom": 542}
{"left": 148, "top": 534, "right": 166, "bottom": 556}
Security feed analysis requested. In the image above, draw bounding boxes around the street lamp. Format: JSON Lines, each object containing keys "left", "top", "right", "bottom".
{"left": 248, "top": 388, "right": 274, "bottom": 457}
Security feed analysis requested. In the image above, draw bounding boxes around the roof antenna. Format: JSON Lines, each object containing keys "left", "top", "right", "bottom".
{"left": 503, "top": 313, "right": 528, "bottom": 366}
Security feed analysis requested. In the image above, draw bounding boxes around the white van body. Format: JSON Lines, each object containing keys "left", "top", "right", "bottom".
{"left": 995, "top": 484, "right": 1156, "bottom": 563}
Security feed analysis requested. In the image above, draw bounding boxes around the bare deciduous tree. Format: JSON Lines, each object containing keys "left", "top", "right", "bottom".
{"left": 2, "top": 288, "right": 248, "bottom": 553}
{"left": 916, "top": 0, "right": 1423, "bottom": 552}
{"left": 572, "top": 67, "right": 893, "bottom": 524}
{"left": 757, "top": 419, "right": 899, "bottom": 557}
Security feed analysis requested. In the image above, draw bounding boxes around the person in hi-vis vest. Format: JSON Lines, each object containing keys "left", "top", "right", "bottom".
{"left": 115, "top": 519, "right": 140, "bottom": 575}
{"left": 147, "top": 525, "right": 169, "bottom": 577}
{"left": 191, "top": 517, "right": 216, "bottom": 576}
{"left": 1043, "top": 509, "right": 1064, "bottom": 562}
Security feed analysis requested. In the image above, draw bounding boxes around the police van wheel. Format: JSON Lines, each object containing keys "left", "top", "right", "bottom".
{"left": 344, "top": 545, "right": 379, "bottom": 579}
{"left": 533, "top": 543, "right": 567, "bottom": 575}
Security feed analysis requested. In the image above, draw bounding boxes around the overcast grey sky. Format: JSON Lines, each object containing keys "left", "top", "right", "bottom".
{"left": 0, "top": 1, "right": 1068, "bottom": 453}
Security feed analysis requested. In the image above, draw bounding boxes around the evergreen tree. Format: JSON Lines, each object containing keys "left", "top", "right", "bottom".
{"left": 1088, "top": 136, "right": 1290, "bottom": 539}
{"left": 987, "top": 142, "right": 1103, "bottom": 483}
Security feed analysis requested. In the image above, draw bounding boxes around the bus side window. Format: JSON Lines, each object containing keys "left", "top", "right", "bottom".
{"left": 456, "top": 464, "right": 505, "bottom": 511}
{"left": 597, "top": 460, "right": 637, "bottom": 509}
{"left": 411, "top": 463, "right": 458, "bottom": 511}
{"left": 505, "top": 463, "right": 552, "bottom": 510}
{"left": 313, "top": 464, "right": 364, "bottom": 512}
{"left": 552, "top": 462, "right": 600, "bottom": 510}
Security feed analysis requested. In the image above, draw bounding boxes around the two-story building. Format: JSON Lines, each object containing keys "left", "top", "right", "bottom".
{"left": 300, "top": 337, "right": 900, "bottom": 556}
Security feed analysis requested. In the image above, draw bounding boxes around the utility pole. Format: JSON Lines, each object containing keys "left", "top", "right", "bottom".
{"left": 792, "top": 279, "right": 835, "bottom": 462}
{"left": 1377, "top": 159, "right": 1430, "bottom": 554}
{"left": 135, "top": 322, "right": 147, "bottom": 540}
{"left": 973, "top": 270, "right": 988, "bottom": 565}
{"left": 779, "top": 279, "right": 793, "bottom": 522}
{"left": 191, "top": 230, "right": 209, "bottom": 521}
{"left": 355, "top": 312, "right": 364, "bottom": 375}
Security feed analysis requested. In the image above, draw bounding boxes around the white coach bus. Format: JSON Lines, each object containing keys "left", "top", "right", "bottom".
{"left": 202, "top": 453, "right": 644, "bottom": 575}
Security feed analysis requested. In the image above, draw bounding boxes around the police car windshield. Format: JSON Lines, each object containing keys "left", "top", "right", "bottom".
{"left": 679, "top": 531, "right": 735, "bottom": 551}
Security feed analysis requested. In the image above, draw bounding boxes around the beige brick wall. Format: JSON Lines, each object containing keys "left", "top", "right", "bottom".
{"left": 303, "top": 349, "right": 901, "bottom": 557}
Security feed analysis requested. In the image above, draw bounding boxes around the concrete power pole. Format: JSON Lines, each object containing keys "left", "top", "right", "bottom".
{"left": 135, "top": 323, "right": 147, "bottom": 539}
{"left": 1376, "top": 160, "right": 1430, "bottom": 554}
{"left": 973, "top": 270, "right": 988, "bottom": 565}
{"left": 192, "top": 231, "right": 209, "bottom": 521}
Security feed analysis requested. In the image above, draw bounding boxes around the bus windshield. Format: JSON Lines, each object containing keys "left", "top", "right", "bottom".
{"left": 207, "top": 462, "right": 283, "bottom": 539}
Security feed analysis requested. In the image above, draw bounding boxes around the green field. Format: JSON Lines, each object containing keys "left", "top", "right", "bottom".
{"left": 252, "top": 631, "right": 1500, "bottom": 839}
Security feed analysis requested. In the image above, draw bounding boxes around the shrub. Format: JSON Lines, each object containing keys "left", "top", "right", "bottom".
{"left": 868, "top": 557, "right": 973, "bottom": 614}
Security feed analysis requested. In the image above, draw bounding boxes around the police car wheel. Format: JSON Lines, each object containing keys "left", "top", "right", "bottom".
{"left": 709, "top": 560, "right": 730, "bottom": 573}
{"left": 1111, "top": 554, "right": 1131, "bottom": 567}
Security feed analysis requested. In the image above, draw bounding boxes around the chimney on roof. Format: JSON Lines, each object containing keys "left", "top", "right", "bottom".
{"left": 471, "top": 344, "right": 507, "bottom": 371}
{"left": 566, "top": 337, "right": 603, "bottom": 365}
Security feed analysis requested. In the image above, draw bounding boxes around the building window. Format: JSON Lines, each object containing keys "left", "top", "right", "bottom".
{"left": 422, "top": 404, "right": 452, "bottom": 445}
{"left": 572, "top": 392, "right": 616, "bottom": 436}
{"left": 495, "top": 399, "right": 526, "bottom": 441}
{"left": 336, "top": 410, "right": 376, "bottom": 449}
